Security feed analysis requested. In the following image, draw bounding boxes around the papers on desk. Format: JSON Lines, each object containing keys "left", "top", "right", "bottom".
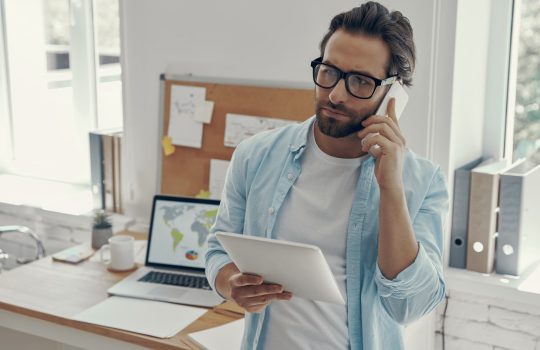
{"left": 188, "top": 318, "right": 244, "bottom": 350}
{"left": 73, "top": 296, "right": 206, "bottom": 338}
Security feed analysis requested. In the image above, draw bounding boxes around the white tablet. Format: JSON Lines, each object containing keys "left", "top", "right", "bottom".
{"left": 215, "top": 232, "right": 345, "bottom": 305}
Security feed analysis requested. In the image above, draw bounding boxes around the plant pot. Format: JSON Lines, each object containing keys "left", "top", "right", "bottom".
{"left": 92, "top": 226, "right": 113, "bottom": 250}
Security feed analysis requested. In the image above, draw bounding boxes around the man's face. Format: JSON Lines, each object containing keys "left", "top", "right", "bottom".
{"left": 315, "top": 30, "right": 391, "bottom": 138}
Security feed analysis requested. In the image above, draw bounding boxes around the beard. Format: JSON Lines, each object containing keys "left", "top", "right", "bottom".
{"left": 315, "top": 100, "right": 373, "bottom": 138}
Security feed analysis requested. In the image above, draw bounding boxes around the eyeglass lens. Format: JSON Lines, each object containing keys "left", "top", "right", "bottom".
{"left": 314, "top": 64, "right": 376, "bottom": 98}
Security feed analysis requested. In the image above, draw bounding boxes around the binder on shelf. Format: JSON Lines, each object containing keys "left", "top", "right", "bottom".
{"left": 89, "top": 131, "right": 105, "bottom": 209}
{"left": 448, "top": 157, "right": 485, "bottom": 269}
{"left": 88, "top": 128, "right": 122, "bottom": 212}
{"left": 496, "top": 161, "right": 540, "bottom": 276}
{"left": 112, "top": 133, "right": 123, "bottom": 214}
{"left": 102, "top": 133, "right": 115, "bottom": 212}
{"left": 466, "top": 159, "right": 511, "bottom": 274}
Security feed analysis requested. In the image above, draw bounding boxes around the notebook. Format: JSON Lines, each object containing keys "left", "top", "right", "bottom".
{"left": 107, "top": 195, "right": 223, "bottom": 307}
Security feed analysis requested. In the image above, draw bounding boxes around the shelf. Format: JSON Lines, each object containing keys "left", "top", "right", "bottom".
{"left": 444, "top": 264, "right": 540, "bottom": 305}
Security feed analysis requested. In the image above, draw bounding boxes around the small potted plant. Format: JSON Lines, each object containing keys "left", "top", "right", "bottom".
{"left": 92, "top": 210, "right": 113, "bottom": 249}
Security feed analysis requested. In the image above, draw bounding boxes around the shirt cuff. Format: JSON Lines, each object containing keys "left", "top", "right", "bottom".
{"left": 206, "top": 251, "right": 233, "bottom": 298}
{"left": 375, "top": 243, "right": 437, "bottom": 299}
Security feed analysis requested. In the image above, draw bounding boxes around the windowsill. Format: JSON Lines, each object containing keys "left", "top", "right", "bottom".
{"left": 0, "top": 174, "right": 94, "bottom": 215}
{"left": 0, "top": 174, "right": 134, "bottom": 232}
{"left": 445, "top": 264, "right": 540, "bottom": 305}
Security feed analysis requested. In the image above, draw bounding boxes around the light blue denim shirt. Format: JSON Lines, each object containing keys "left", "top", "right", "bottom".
{"left": 205, "top": 116, "right": 448, "bottom": 350}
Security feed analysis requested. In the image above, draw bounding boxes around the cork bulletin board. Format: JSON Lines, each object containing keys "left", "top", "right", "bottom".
{"left": 158, "top": 74, "right": 315, "bottom": 197}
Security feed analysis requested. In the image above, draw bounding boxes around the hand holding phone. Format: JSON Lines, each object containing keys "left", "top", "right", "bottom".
{"left": 361, "top": 83, "right": 409, "bottom": 156}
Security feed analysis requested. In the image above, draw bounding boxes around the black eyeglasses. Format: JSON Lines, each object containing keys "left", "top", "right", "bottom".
{"left": 310, "top": 57, "right": 397, "bottom": 99}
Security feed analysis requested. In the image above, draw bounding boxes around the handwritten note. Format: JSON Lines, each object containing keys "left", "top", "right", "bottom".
{"left": 168, "top": 85, "right": 206, "bottom": 148}
{"left": 224, "top": 113, "right": 296, "bottom": 147}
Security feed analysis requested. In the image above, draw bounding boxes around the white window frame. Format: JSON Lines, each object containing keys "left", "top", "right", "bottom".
{"left": 0, "top": 0, "right": 100, "bottom": 184}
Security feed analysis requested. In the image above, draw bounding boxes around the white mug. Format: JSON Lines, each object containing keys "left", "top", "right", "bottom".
{"left": 100, "top": 235, "right": 135, "bottom": 271}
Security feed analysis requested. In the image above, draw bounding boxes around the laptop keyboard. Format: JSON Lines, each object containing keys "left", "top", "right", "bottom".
{"left": 138, "top": 271, "right": 211, "bottom": 290}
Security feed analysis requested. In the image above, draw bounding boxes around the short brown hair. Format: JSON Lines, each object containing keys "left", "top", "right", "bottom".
{"left": 320, "top": 1, "right": 416, "bottom": 86}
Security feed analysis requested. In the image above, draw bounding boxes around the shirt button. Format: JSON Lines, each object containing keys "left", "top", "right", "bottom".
{"left": 287, "top": 173, "right": 294, "bottom": 180}
{"left": 268, "top": 207, "right": 275, "bottom": 215}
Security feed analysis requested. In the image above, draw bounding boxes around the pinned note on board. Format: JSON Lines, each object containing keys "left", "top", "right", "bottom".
{"left": 196, "top": 189, "right": 211, "bottom": 199}
{"left": 209, "top": 159, "right": 230, "bottom": 199}
{"left": 161, "top": 136, "right": 175, "bottom": 156}
{"left": 193, "top": 100, "right": 215, "bottom": 124}
{"left": 168, "top": 85, "right": 205, "bottom": 148}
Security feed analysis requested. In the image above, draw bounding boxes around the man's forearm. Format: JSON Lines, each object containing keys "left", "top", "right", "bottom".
{"left": 215, "top": 262, "right": 240, "bottom": 299}
{"left": 378, "top": 187, "right": 419, "bottom": 280}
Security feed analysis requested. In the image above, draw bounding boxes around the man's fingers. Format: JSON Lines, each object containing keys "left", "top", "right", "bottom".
{"left": 387, "top": 98, "right": 398, "bottom": 123}
{"left": 358, "top": 123, "right": 401, "bottom": 145}
{"left": 238, "top": 291, "right": 293, "bottom": 313}
{"left": 229, "top": 273, "right": 263, "bottom": 287}
{"left": 231, "top": 283, "right": 283, "bottom": 299}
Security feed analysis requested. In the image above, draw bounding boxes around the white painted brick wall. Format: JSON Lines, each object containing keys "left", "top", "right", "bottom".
{"left": 490, "top": 306, "right": 540, "bottom": 336}
{"left": 435, "top": 290, "right": 540, "bottom": 350}
{"left": 435, "top": 333, "right": 492, "bottom": 350}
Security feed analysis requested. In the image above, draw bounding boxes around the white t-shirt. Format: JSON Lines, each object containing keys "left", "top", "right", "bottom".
{"left": 261, "top": 125, "right": 366, "bottom": 350}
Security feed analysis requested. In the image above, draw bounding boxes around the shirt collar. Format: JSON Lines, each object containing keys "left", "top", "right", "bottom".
{"left": 289, "top": 115, "right": 316, "bottom": 153}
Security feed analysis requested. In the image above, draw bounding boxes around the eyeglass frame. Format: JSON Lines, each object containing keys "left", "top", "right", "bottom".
{"left": 310, "top": 57, "right": 398, "bottom": 99}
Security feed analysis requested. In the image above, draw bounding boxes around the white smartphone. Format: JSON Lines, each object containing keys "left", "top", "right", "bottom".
{"left": 362, "top": 82, "right": 409, "bottom": 155}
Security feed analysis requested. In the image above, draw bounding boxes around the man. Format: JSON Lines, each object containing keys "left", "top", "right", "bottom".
{"left": 205, "top": 2, "right": 448, "bottom": 349}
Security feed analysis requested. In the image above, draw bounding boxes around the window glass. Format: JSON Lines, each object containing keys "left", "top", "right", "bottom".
{"left": 513, "top": 0, "right": 540, "bottom": 164}
{"left": 2, "top": 0, "right": 122, "bottom": 185}
{"left": 95, "top": 0, "right": 123, "bottom": 130}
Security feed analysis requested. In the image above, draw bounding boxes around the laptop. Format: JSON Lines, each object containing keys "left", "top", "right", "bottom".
{"left": 107, "top": 195, "right": 223, "bottom": 307}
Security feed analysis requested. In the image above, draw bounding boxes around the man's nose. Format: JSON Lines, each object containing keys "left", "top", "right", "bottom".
{"left": 328, "top": 79, "right": 348, "bottom": 105}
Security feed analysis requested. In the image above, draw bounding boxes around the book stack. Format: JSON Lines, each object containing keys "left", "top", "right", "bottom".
{"left": 89, "top": 128, "right": 123, "bottom": 214}
{"left": 449, "top": 157, "right": 540, "bottom": 275}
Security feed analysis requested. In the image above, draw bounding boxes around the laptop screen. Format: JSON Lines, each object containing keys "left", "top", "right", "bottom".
{"left": 146, "top": 195, "right": 220, "bottom": 270}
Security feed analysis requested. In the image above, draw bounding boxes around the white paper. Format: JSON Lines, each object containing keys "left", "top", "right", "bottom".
{"left": 188, "top": 318, "right": 244, "bottom": 350}
{"left": 209, "top": 159, "right": 230, "bottom": 199}
{"left": 168, "top": 85, "right": 206, "bottom": 148}
{"left": 193, "top": 100, "right": 215, "bottom": 124}
{"left": 224, "top": 113, "right": 296, "bottom": 147}
{"left": 73, "top": 296, "right": 206, "bottom": 338}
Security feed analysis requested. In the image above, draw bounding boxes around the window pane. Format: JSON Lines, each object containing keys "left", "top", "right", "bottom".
{"left": 3, "top": 0, "right": 123, "bottom": 186}
{"left": 513, "top": 0, "right": 540, "bottom": 165}
{"left": 95, "top": 0, "right": 123, "bottom": 130}
{"left": 4, "top": 0, "right": 84, "bottom": 183}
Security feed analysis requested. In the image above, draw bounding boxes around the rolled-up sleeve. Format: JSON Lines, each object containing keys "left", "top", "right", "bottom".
{"left": 374, "top": 168, "right": 449, "bottom": 325}
{"left": 205, "top": 143, "right": 248, "bottom": 294}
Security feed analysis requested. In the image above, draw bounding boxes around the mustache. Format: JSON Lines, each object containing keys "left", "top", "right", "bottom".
{"left": 318, "top": 101, "right": 353, "bottom": 116}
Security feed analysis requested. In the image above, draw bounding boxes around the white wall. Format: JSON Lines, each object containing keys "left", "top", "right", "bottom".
{"left": 119, "top": 0, "right": 450, "bottom": 222}
{"left": 435, "top": 291, "right": 540, "bottom": 350}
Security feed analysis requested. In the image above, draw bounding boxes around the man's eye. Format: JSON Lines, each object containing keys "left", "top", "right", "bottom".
{"left": 352, "top": 76, "right": 370, "bottom": 85}
{"left": 320, "top": 67, "right": 336, "bottom": 76}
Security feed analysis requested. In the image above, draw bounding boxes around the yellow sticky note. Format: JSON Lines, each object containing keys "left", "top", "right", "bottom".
{"left": 162, "top": 136, "right": 175, "bottom": 156}
{"left": 196, "top": 189, "right": 210, "bottom": 199}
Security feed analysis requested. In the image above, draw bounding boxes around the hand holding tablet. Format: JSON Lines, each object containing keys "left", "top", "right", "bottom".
{"left": 215, "top": 232, "right": 345, "bottom": 305}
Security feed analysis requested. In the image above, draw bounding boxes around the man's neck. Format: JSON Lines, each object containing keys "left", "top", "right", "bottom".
{"left": 313, "top": 121, "right": 368, "bottom": 159}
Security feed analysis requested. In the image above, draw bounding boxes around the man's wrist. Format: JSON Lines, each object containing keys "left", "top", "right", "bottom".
{"left": 215, "top": 262, "right": 239, "bottom": 300}
{"left": 379, "top": 183, "right": 405, "bottom": 198}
